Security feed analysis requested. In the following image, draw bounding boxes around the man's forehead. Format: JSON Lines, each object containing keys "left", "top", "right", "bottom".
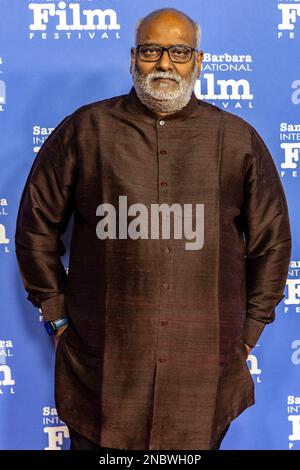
{"left": 137, "top": 17, "right": 196, "bottom": 46}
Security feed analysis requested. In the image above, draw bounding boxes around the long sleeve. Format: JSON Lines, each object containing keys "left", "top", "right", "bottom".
{"left": 15, "top": 115, "right": 78, "bottom": 321}
{"left": 241, "top": 126, "right": 292, "bottom": 347}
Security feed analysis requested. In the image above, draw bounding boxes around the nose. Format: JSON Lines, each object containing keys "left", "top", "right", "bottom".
{"left": 156, "top": 49, "right": 174, "bottom": 71}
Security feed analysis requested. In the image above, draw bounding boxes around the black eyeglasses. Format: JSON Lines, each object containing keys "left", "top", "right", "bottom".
{"left": 136, "top": 43, "right": 197, "bottom": 64}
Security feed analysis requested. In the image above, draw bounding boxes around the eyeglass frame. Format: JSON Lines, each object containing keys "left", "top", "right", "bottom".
{"left": 135, "top": 43, "right": 198, "bottom": 64}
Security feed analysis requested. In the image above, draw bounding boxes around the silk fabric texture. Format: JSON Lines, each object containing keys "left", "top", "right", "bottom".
{"left": 15, "top": 87, "right": 292, "bottom": 449}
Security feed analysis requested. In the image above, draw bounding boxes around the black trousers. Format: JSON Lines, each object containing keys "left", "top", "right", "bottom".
{"left": 68, "top": 424, "right": 230, "bottom": 450}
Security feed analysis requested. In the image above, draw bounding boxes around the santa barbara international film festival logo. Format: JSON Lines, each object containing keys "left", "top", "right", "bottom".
{"left": 289, "top": 342, "right": 300, "bottom": 448}
{"left": 284, "top": 260, "right": 300, "bottom": 313}
{"left": 195, "top": 52, "right": 254, "bottom": 111}
{"left": 0, "top": 198, "right": 10, "bottom": 254}
{"left": 246, "top": 346, "right": 262, "bottom": 383}
{"left": 283, "top": 260, "right": 300, "bottom": 449}
{"left": 271, "top": 261, "right": 300, "bottom": 448}
{"left": 28, "top": 0, "right": 121, "bottom": 40}
{"left": 287, "top": 395, "right": 300, "bottom": 448}
{"left": 277, "top": 0, "right": 300, "bottom": 39}
{"left": 32, "top": 125, "right": 55, "bottom": 154}
{"left": 43, "top": 406, "right": 70, "bottom": 450}
{"left": 0, "top": 340, "right": 16, "bottom": 396}
{"left": 279, "top": 122, "right": 300, "bottom": 178}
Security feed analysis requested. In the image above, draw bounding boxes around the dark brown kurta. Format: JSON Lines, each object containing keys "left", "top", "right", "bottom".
{"left": 15, "top": 86, "right": 291, "bottom": 450}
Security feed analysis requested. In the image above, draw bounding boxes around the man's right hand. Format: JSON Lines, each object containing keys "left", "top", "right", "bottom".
{"left": 54, "top": 324, "right": 68, "bottom": 351}
{"left": 244, "top": 343, "right": 252, "bottom": 359}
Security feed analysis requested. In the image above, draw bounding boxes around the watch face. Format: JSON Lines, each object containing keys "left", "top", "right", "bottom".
{"left": 44, "top": 322, "right": 55, "bottom": 336}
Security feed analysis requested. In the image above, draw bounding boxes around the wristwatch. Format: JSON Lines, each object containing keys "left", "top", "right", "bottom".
{"left": 44, "top": 317, "right": 68, "bottom": 336}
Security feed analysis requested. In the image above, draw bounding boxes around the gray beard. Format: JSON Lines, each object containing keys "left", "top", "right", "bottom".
{"left": 132, "top": 61, "right": 198, "bottom": 114}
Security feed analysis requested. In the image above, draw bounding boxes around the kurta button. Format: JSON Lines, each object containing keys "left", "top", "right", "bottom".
{"left": 161, "top": 320, "right": 168, "bottom": 325}
{"left": 163, "top": 283, "right": 169, "bottom": 289}
{"left": 159, "top": 356, "right": 167, "bottom": 362}
{"left": 159, "top": 120, "right": 165, "bottom": 126}
{"left": 163, "top": 247, "right": 170, "bottom": 253}
{"left": 160, "top": 181, "right": 168, "bottom": 187}
{"left": 160, "top": 149, "right": 167, "bottom": 155}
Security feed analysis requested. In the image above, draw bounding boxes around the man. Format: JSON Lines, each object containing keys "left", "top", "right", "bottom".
{"left": 15, "top": 8, "right": 291, "bottom": 450}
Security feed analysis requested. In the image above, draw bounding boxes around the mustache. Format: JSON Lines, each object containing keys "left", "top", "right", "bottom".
{"left": 144, "top": 71, "right": 182, "bottom": 84}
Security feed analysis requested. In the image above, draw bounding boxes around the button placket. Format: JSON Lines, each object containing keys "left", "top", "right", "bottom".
{"left": 157, "top": 122, "right": 172, "bottom": 365}
{"left": 149, "top": 117, "right": 173, "bottom": 450}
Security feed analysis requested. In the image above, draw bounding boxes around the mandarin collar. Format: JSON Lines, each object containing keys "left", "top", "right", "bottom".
{"left": 122, "top": 86, "right": 202, "bottom": 124}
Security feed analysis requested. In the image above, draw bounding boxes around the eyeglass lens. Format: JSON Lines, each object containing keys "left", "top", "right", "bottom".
{"left": 139, "top": 45, "right": 193, "bottom": 63}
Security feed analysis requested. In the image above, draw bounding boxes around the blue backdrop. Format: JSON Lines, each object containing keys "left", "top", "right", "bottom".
{"left": 0, "top": 0, "right": 299, "bottom": 450}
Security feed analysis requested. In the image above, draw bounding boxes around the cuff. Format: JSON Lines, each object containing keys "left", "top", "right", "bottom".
{"left": 242, "top": 316, "right": 267, "bottom": 348}
{"left": 40, "top": 293, "right": 67, "bottom": 321}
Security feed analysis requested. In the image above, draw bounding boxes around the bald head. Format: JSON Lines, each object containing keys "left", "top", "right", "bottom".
{"left": 135, "top": 8, "right": 201, "bottom": 50}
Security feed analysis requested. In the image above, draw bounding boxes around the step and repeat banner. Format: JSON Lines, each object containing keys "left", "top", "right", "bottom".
{"left": 0, "top": 0, "right": 299, "bottom": 450}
